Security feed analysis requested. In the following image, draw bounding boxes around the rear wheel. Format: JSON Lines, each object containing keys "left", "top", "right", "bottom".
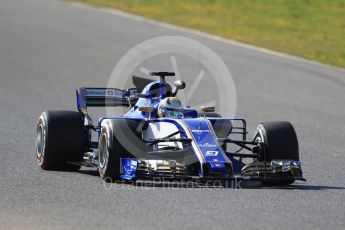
{"left": 254, "top": 121, "right": 299, "bottom": 186}
{"left": 36, "top": 111, "right": 86, "bottom": 171}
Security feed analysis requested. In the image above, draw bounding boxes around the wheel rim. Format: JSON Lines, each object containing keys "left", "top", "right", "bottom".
{"left": 36, "top": 123, "right": 45, "bottom": 165}
{"left": 254, "top": 133, "right": 265, "bottom": 161}
{"left": 99, "top": 134, "right": 109, "bottom": 173}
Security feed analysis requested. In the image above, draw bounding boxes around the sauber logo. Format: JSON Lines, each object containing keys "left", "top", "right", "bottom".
{"left": 205, "top": 151, "right": 218, "bottom": 156}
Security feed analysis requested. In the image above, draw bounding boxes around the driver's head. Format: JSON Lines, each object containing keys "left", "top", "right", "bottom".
{"left": 157, "top": 97, "right": 184, "bottom": 118}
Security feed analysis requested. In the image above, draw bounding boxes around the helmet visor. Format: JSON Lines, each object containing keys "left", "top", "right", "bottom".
{"left": 165, "top": 108, "right": 184, "bottom": 118}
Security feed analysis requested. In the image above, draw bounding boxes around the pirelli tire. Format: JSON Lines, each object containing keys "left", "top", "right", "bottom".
{"left": 98, "top": 119, "right": 147, "bottom": 182}
{"left": 254, "top": 121, "right": 299, "bottom": 186}
{"left": 36, "top": 111, "right": 86, "bottom": 171}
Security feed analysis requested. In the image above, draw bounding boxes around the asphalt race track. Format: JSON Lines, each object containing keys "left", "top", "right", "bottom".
{"left": 1, "top": 0, "right": 345, "bottom": 229}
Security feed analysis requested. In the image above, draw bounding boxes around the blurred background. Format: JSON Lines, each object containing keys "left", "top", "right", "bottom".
{"left": 73, "top": 0, "right": 345, "bottom": 67}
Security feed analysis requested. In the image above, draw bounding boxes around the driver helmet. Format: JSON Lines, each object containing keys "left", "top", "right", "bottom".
{"left": 157, "top": 97, "right": 184, "bottom": 118}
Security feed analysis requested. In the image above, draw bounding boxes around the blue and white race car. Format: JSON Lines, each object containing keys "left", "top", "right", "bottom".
{"left": 36, "top": 72, "right": 305, "bottom": 185}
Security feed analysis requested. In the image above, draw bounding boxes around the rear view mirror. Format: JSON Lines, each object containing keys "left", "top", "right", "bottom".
{"left": 174, "top": 80, "right": 186, "bottom": 90}
{"left": 172, "top": 80, "right": 186, "bottom": 96}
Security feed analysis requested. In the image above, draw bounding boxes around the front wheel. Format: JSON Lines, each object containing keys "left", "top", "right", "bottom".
{"left": 254, "top": 121, "right": 299, "bottom": 186}
{"left": 98, "top": 119, "right": 147, "bottom": 182}
{"left": 98, "top": 132, "right": 121, "bottom": 182}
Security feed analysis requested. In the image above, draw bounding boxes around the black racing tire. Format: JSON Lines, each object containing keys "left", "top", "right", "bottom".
{"left": 36, "top": 111, "right": 86, "bottom": 171}
{"left": 254, "top": 121, "right": 299, "bottom": 186}
{"left": 254, "top": 121, "right": 299, "bottom": 162}
{"left": 98, "top": 131, "right": 120, "bottom": 182}
{"left": 98, "top": 119, "right": 147, "bottom": 182}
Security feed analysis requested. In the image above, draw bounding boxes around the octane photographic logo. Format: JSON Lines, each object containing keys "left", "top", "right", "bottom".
{"left": 105, "top": 36, "right": 237, "bottom": 164}
{"left": 103, "top": 178, "right": 243, "bottom": 190}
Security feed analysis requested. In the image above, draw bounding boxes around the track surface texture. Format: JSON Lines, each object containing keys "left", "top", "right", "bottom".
{"left": 0, "top": 0, "right": 344, "bottom": 229}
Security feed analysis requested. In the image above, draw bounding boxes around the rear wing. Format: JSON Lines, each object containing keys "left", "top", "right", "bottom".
{"left": 76, "top": 87, "right": 138, "bottom": 111}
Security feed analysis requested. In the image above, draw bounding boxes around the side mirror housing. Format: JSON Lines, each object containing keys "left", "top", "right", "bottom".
{"left": 172, "top": 80, "right": 186, "bottom": 96}
{"left": 174, "top": 80, "right": 186, "bottom": 90}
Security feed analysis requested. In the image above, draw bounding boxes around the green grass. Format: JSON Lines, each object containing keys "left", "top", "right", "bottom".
{"left": 71, "top": 0, "right": 345, "bottom": 67}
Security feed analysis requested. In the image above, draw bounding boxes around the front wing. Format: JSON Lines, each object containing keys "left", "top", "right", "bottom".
{"left": 120, "top": 158, "right": 305, "bottom": 182}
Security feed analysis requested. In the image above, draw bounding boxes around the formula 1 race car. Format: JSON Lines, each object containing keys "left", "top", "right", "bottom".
{"left": 36, "top": 72, "right": 305, "bottom": 185}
